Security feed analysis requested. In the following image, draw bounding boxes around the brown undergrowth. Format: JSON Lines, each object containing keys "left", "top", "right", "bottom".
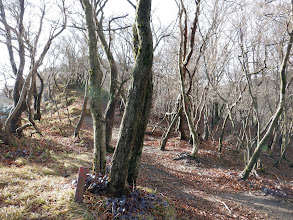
{"left": 0, "top": 99, "right": 292, "bottom": 219}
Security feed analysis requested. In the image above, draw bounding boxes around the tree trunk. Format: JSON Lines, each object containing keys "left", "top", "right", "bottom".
{"left": 179, "top": 110, "right": 188, "bottom": 140}
{"left": 74, "top": 81, "right": 88, "bottom": 137}
{"left": 33, "top": 72, "right": 44, "bottom": 121}
{"left": 127, "top": 78, "right": 153, "bottom": 186}
{"left": 177, "top": 0, "right": 201, "bottom": 158}
{"left": 181, "top": 90, "right": 200, "bottom": 158}
{"left": 96, "top": 21, "right": 118, "bottom": 151}
{"left": 203, "top": 114, "right": 209, "bottom": 140}
{"left": 81, "top": 0, "right": 106, "bottom": 174}
{"left": 160, "top": 105, "right": 182, "bottom": 151}
{"left": 212, "top": 101, "right": 219, "bottom": 129}
{"left": 108, "top": 0, "right": 153, "bottom": 197}
{"left": 218, "top": 91, "right": 245, "bottom": 152}
{"left": 218, "top": 113, "right": 229, "bottom": 152}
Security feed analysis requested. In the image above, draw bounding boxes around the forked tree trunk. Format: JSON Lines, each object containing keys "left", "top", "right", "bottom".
{"left": 218, "top": 90, "right": 245, "bottom": 152}
{"left": 81, "top": 0, "right": 106, "bottom": 174}
{"left": 2, "top": 0, "right": 65, "bottom": 137}
{"left": 160, "top": 105, "right": 182, "bottom": 151}
{"left": 108, "top": 0, "right": 153, "bottom": 197}
{"left": 177, "top": 0, "right": 201, "bottom": 158}
{"left": 96, "top": 21, "right": 118, "bottom": 151}
{"left": 180, "top": 80, "right": 200, "bottom": 157}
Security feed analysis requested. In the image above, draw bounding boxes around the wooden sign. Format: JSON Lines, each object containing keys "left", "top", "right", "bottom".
{"left": 74, "top": 167, "right": 89, "bottom": 203}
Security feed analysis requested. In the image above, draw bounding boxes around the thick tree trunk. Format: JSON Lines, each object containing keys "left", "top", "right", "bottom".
{"left": 108, "top": 0, "right": 153, "bottom": 197}
{"left": 127, "top": 78, "right": 153, "bottom": 186}
{"left": 6, "top": 65, "right": 36, "bottom": 137}
{"left": 81, "top": 0, "right": 106, "bottom": 174}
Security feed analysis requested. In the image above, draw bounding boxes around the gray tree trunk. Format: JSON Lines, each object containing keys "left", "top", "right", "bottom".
{"left": 108, "top": 0, "right": 153, "bottom": 197}
{"left": 81, "top": 0, "right": 106, "bottom": 174}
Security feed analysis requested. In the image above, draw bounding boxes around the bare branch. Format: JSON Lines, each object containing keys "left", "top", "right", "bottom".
{"left": 125, "top": 0, "right": 136, "bottom": 9}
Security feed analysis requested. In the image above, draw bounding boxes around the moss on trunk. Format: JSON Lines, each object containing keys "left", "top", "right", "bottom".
{"left": 81, "top": 0, "right": 106, "bottom": 174}
{"left": 108, "top": 0, "right": 153, "bottom": 197}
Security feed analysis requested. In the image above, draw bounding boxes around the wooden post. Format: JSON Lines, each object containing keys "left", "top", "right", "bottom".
{"left": 74, "top": 167, "right": 89, "bottom": 203}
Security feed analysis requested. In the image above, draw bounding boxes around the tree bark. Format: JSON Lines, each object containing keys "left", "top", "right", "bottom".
{"left": 81, "top": 0, "right": 106, "bottom": 174}
{"left": 108, "top": 0, "right": 153, "bottom": 197}
{"left": 127, "top": 78, "right": 153, "bottom": 186}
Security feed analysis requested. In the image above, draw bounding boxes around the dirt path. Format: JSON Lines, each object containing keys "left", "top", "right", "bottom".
{"left": 220, "top": 192, "right": 293, "bottom": 220}
{"left": 84, "top": 116, "right": 293, "bottom": 219}
{"left": 137, "top": 136, "right": 293, "bottom": 219}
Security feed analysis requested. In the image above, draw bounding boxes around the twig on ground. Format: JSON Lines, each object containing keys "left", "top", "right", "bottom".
{"left": 213, "top": 196, "right": 232, "bottom": 214}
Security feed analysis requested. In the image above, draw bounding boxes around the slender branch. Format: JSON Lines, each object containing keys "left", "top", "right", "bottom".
{"left": 125, "top": 0, "right": 136, "bottom": 9}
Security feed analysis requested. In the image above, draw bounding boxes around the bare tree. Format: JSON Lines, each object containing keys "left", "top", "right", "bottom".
{"left": 0, "top": 0, "right": 26, "bottom": 135}
{"left": 241, "top": 3, "right": 293, "bottom": 179}
{"left": 177, "top": 0, "right": 202, "bottom": 158}
{"left": 0, "top": 0, "right": 67, "bottom": 139}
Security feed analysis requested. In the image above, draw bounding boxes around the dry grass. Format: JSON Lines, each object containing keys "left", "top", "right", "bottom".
{"left": 0, "top": 151, "right": 94, "bottom": 220}
{"left": 0, "top": 99, "right": 96, "bottom": 220}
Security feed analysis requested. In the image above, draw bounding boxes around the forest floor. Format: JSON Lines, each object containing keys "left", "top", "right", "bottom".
{"left": 137, "top": 127, "right": 293, "bottom": 219}
{"left": 91, "top": 114, "right": 293, "bottom": 219}
{"left": 0, "top": 97, "right": 293, "bottom": 219}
